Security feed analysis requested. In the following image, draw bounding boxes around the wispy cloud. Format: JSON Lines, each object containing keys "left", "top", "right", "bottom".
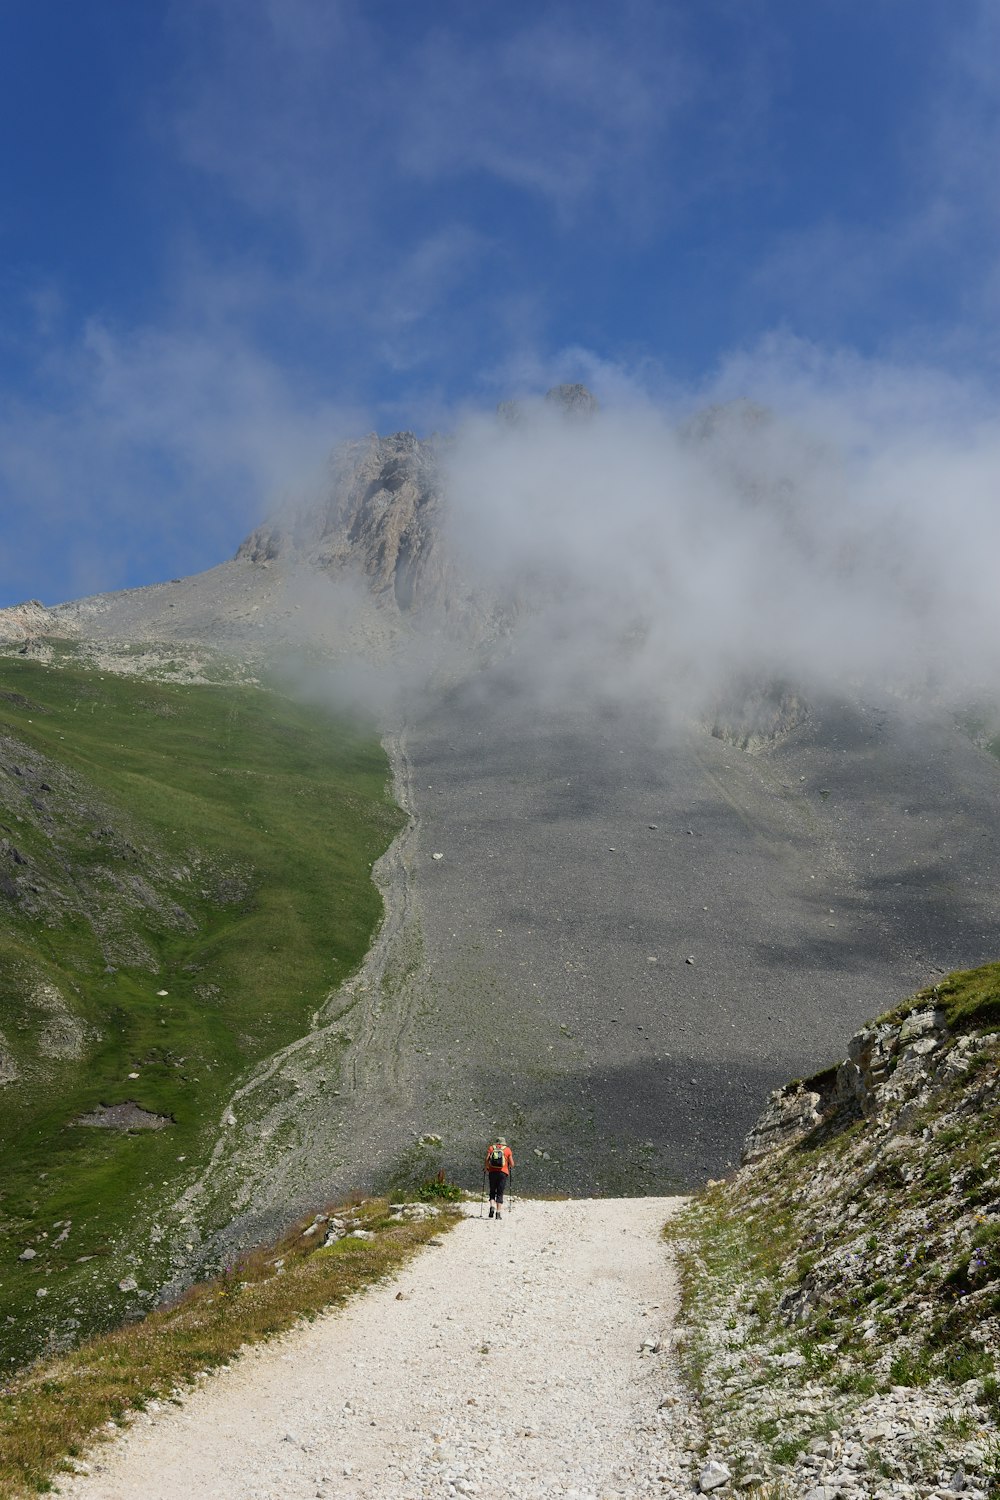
{"left": 440, "top": 335, "right": 1000, "bottom": 721}
{"left": 168, "top": 0, "right": 715, "bottom": 237}
{"left": 748, "top": 1, "right": 1000, "bottom": 365}
{"left": 0, "top": 313, "right": 354, "bottom": 603}
{"left": 393, "top": 6, "right": 693, "bottom": 227}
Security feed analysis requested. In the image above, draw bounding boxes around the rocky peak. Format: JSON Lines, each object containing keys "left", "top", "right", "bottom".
{"left": 543, "top": 383, "right": 600, "bottom": 420}
{"left": 496, "top": 384, "right": 599, "bottom": 427}
{"left": 236, "top": 430, "right": 447, "bottom": 615}
{"left": 682, "top": 398, "right": 772, "bottom": 447}
{"left": 233, "top": 388, "right": 595, "bottom": 630}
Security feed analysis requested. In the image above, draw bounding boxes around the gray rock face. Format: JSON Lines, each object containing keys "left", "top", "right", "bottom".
{"left": 742, "top": 1000, "right": 953, "bottom": 1163}
{"left": 741, "top": 1082, "right": 823, "bottom": 1163}
{"left": 238, "top": 433, "right": 445, "bottom": 612}
{"left": 497, "top": 384, "right": 599, "bottom": 427}
{"left": 235, "top": 430, "right": 514, "bottom": 644}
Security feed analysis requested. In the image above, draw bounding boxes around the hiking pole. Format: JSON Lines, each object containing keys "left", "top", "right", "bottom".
{"left": 508, "top": 1167, "right": 514, "bottom": 1213}
{"left": 479, "top": 1170, "right": 486, "bottom": 1218}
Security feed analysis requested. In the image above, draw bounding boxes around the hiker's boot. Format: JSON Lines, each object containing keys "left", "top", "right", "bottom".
{"left": 495, "top": 1210, "right": 502, "bottom": 1221}
{"left": 488, "top": 1206, "right": 495, "bottom": 1218}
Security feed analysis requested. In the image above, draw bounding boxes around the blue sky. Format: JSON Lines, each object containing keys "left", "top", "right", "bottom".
{"left": 1, "top": 0, "right": 998, "bottom": 606}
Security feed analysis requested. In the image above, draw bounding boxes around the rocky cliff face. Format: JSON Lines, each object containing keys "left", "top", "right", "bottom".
{"left": 741, "top": 986, "right": 992, "bottom": 1163}
{"left": 669, "top": 963, "right": 1000, "bottom": 1498}
{"left": 234, "top": 384, "right": 604, "bottom": 641}
{"left": 237, "top": 432, "right": 450, "bottom": 615}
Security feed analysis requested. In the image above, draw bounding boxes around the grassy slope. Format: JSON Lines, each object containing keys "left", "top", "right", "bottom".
{"left": 0, "top": 656, "right": 403, "bottom": 1372}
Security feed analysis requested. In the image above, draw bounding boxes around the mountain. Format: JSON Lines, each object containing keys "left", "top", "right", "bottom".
{"left": 3, "top": 391, "right": 1000, "bottom": 1374}
{"left": 0, "top": 383, "right": 601, "bottom": 667}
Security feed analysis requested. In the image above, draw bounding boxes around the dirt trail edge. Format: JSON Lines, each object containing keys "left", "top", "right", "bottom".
{"left": 60, "top": 1198, "right": 701, "bottom": 1500}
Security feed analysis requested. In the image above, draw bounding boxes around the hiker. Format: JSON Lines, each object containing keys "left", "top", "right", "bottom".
{"left": 484, "top": 1136, "right": 514, "bottom": 1220}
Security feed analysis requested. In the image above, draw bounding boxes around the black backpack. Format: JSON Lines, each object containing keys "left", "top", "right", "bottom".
{"left": 486, "top": 1143, "right": 505, "bottom": 1169}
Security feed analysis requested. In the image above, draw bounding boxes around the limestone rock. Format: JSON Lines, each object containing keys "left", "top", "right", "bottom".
{"left": 741, "top": 1082, "right": 822, "bottom": 1163}
{"left": 699, "top": 1458, "right": 732, "bottom": 1491}
{"left": 0, "top": 600, "right": 54, "bottom": 643}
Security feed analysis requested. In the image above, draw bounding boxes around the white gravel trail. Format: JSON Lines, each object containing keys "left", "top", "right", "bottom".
{"left": 61, "top": 1198, "right": 700, "bottom": 1500}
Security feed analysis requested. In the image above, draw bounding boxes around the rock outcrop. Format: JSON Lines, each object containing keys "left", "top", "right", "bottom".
{"left": 0, "top": 599, "right": 55, "bottom": 644}
{"left": 742, "top": 992, "right": 972, "bottom": 1163}
{"left": 740, "top": 1078, "right": 824, "bottom": 1162}
{"left": 237, "top": 432, "right": 449, "bottom": 615}
{"left": 543, "top": 382, "right": 600, "bottom": 420}
{"left": 234, "top": 386, "right": 597, "bottom": 637}
{"left": 671, "top": 962, "right": 1000, "bottom": 1499}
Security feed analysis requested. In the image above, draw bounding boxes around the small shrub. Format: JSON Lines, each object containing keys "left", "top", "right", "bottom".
{"left": 416, "top": 1171, "right": 463, "bottom": 1203}
{"left": 889, "top": 1350, "right": 933, "bottom": 1387}
{"left": 981, "top": 1375, "right": 1000, "bottom": 1420}
{"left": 934, "top": 1342, "right": 993, "bottom": 1385}
{"left": 835, "top": 1369, "right": 878, "bottom": 1395}
{"left": 771, "top": 1435, "right": 807, "bottom": 1465}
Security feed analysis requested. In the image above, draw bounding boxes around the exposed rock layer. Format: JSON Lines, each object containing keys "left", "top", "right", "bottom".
{"left": 672, "top": 964, "right": 1000, "bottom": 1498}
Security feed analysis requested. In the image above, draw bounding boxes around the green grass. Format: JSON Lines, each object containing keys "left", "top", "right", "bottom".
{"left": 884, "top": 961, "right": 1000, "bottom": 1032}
{"left": 0, "top": 657, "right": 404, "bottom": 1371}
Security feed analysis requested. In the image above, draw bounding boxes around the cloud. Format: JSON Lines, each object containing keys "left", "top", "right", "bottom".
{"left": 435, "top": 341, "right": 1000, "bottom": 726}
{"left": 393, "top": 5, "right": 693, "bottom": 227}
{"left": 372, "top": 226, "right": 493, "bottom": 372}
{"left": 0, "top": 313, "right": 355, "bottom": 604}
{"left": 747, "top": 1, "right": 1000, "bottom": 363}
{"left": 168, "top": 0, "right": 707, "bottom": 235}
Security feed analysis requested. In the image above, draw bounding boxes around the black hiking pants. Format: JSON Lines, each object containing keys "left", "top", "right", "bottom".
{"left": 487, "top": 1170, "right": 507, "bottom": 1204}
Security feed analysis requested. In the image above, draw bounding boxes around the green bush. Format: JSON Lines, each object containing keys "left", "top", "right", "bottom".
{"left": 417, "top": 1171, "right": 463, "bottom": 1203}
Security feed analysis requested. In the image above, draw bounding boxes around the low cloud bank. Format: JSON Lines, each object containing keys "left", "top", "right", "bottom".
{"left": 438, "top": 353, "right": 1000, "bottom": 726}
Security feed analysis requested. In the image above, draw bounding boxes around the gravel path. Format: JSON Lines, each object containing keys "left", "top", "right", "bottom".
{"left": 60, "top": 1198, "right": 699, "bottom": 1500}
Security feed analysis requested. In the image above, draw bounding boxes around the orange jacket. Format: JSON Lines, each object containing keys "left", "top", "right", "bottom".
{"left": 484, "top": 1143, "right": 514, "bottom": 1175}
